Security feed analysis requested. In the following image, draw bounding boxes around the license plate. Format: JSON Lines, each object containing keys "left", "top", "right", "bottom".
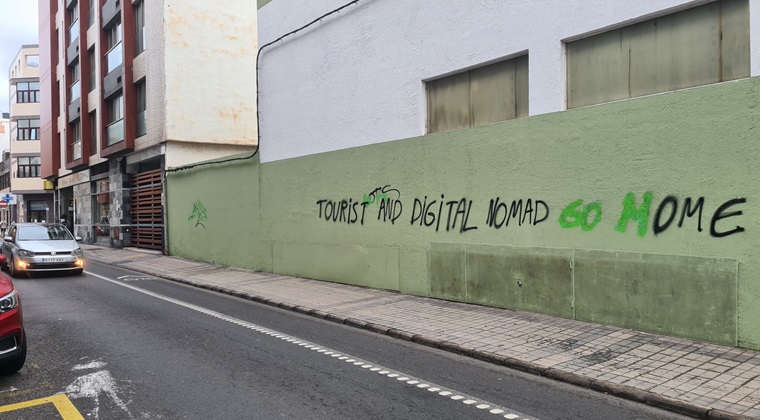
{"left": 43, "top": 258, "right": 65, "bottom": 263}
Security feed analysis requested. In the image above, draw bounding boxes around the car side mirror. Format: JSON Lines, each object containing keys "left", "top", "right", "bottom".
{"left": 3, "top": 236, "right": 12, "bottom": 243}
{"left": 75, "top": 236, "right": 82, "bottom": 242}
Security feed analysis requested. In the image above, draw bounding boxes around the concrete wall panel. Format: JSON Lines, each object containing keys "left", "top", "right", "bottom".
{"left": 466, "top": 245, "right": 573, "bottom": 318}
{"left": 574, "top": 249, "right": 738, "bottom": 345}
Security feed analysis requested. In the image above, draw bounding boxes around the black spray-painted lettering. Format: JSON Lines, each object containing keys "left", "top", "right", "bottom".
{"left": 486, "top": 198, "right": 549, "bottom": 229}
{"left": 410, "top": 195, "right": 477, "bottom": 233}
{"left": 316, "top": 198, "right": 367, "bottom": 225}
{"left": 710, "top": 198, "right": 746, "bottom": 238}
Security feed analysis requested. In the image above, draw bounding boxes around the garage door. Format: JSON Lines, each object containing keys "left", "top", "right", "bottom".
{"left": 130, "top": 169, "right": 163, "bottom": 250}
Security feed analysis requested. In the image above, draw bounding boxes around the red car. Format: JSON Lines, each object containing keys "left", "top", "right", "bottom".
{"left": 0, "top": 254, "right": 26, "bottom": 374}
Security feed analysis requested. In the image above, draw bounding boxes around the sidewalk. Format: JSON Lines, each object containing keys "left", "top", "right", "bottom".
{"left": 81, "top": 244, "right": 760, "bottom": 419}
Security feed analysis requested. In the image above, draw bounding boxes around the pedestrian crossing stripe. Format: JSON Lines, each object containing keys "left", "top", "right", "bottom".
{"left": 0, "top": 393, "right": 84, "bottom": 419}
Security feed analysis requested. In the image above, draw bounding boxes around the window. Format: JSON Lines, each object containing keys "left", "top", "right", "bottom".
{"left": 70, "top": 120, "right": 82, "bottom": 161}
{"left": 567, "top": 0, "right": 750, "bottom": 109}
{"left": 135, "top": 1, "right": 145, "bottom": 55}
{"left": 88, "top": 0, "right": 94, "bottom": 27}
{"left": 106, "top": 94, "right": 124, "bottom": 146}
{"left": 136, "top": 80, "right": 146, "bottom": 136}
{"left": 0, "top": 173, "right": 9, "bottom": 190}
{"left": 16, "top": 119, "right": 41, "bottom": 140}
{"left": 16, "top": 82, "right": 40, "bottom": 103}
{"left": 426, "top": 55, "right": 529, "bottom": 134}
{"left": 18, "top": 225, "right": 74, "bottom": 241}
{"left": 107, "top": 21, "right": 122, "bottom": 49}
{"left": 89, "top": 48, "right": 96, "bottom": 92}
{"left": 25, "top": 55, "right": 39, "bottom": 68}
{"left": 108, "top": 94, "right": 123, "bottom": 123}
{"left": 17, "top": 157, "right": 41, "bottom": 178}
{"left": 68, "top": 1, "right": 79, "bottom": 45}
{"left": 90, "top": 111, "right": 98, "bottom": 155}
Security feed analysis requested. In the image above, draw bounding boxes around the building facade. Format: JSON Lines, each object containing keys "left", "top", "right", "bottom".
{"left": 165, "top": 0, "right": 760, "bottom": 349}
{"left": 0, "top": 114, "right": 11, "bottom": 226}
{"left": 8, "top": 46, "right": 52, "bottom": 226}
{"left": 38, "top": 0, "right": 258, "bottom": 249}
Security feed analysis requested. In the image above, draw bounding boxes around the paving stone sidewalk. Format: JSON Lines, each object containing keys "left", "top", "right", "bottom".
{"left": 82, "top": 244, "right": 760, "bottom": 420}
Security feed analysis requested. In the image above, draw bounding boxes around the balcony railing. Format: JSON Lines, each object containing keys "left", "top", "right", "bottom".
{"left": 69, "top": 80, "right": 81, "bottom": 103}
{"left": 68, "top": 19, "right": 80, "bottom": 45}
{"left": 70, "top": 140, "right": 82, "bottom": 161}
{"left": 106, "top": 119, "right": 124, "bottom": 146}
{"left": 136, "top": 111, "right": 147, "bottom": 137}
{"left": 106, "top": 42, "right": 123, "bottom": 74}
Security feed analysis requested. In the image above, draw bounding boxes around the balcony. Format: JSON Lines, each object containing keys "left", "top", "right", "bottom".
{"left": 106, "top": 42, "right": 122, "bottom": 75}
{"left": 68, "top": 19, "right": 79, "bottom": 46}
{"left": 101, "top": 0, "right": 121, "bottom": 29}
{"left": 70, "top": 141, "right": 82, "bottom": 161}
{"left": 66, "top": 22, "right": 80, "bottom": 66}
{"left": 69, "top": 80, "right": 81, "bottom": 103}
{"left": 106, "top": 119, "right": 124, "bottom": 146}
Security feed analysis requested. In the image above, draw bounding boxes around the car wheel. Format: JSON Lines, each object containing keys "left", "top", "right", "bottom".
{"left": 8, "top": 257, "right": 18, "bottom": 278}
{"left": 0, "top": 332, "right": 26, "bottom": 374}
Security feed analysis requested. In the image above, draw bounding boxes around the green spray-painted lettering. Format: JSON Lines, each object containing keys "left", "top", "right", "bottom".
{"left": 614, "top": 192, "right": 652, "bottom": 237}
{"left": 362, "top": 192, "right": 387, "bottom": 206}
{"left": 558, "top": 199, "right": 602, "bottom": 231}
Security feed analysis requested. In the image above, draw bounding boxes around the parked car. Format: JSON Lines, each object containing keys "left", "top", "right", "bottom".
{"left": 0, "top": 254, "right": 26, "bottom": 374}
{"left": 2, "top": 223, "right": 84, "bottom": 277}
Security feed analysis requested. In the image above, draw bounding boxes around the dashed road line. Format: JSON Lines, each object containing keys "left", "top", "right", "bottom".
{"left": 87, "top": 271, "right": 539, "bottom": 420}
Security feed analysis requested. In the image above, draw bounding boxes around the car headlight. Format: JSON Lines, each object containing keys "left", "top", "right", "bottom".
{"left": 0, "top": 290, "right": 18, "bottom": 312}
{"left": 18, "top": 250, "right": 34, "bottom": 257}
{"left": 71, "top": 248, "right": 84, "bottom": 257}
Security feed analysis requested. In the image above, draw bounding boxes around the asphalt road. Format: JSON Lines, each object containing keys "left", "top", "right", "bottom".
{"left": 0, "top": 260, "right": 692, "bottom": 419}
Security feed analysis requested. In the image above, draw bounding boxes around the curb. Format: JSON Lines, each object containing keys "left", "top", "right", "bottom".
{"left": 86, "top": 255, "right": 754, "bottom": 420}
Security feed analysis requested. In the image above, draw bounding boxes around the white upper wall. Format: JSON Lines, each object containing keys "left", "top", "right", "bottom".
{"left": 163, "top": 0, "right": 258, "bottom": 147}
{"left": 258, "top": 0, "right": 760, "bottom": 163}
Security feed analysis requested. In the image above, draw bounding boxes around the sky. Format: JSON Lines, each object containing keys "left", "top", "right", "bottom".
{"left": 0, "top": 0, "right": 39, "bottom": 115}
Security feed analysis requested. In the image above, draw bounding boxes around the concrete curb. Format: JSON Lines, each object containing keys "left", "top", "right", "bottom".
{"left": 88, "top": 256, "right": 754, "bottom": 420}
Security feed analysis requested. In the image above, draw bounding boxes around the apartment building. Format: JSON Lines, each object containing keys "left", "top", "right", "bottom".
{"left": 8, "top": 46, "right": 52, "bottom": 226}
{"left": 38, "top": 0, "right": 258, "bottom": 249}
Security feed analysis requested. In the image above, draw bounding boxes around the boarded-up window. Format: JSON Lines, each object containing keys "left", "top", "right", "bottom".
{"left": 427, "top": 55, "right": 529, "bottom": 134}
{"left": 567, "top": 0, "right": 749, "bottom": 109}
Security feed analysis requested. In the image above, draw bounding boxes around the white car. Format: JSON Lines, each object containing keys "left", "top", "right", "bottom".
{"left": 2, "top": 223, "right": 84, "bottom": 277}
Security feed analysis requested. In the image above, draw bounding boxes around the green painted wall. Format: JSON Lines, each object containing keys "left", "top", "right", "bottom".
{"left": 166, "top": 154, "right": 269, "bottom": 272}
{"left": 168, "top": 77, "right": 760, "bottom": 349}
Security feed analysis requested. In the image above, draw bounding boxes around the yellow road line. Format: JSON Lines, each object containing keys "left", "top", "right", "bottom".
{"left": 0, "top": 393, "right": 84, "bottom": 419}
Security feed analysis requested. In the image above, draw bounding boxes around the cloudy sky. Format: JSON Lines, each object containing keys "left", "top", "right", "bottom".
{"left": 0, "top": 0, "right": 39, "bottom": 114}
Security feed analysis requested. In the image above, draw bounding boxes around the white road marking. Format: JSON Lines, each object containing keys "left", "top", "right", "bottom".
{"left": 87, "top": 270, "right": 539, "bottom": 420}
{"left": 72, "top": 361, "right": 107, "bottom": 371}
{"left": 66, "top": 370, "right": 132, "bottom": 419}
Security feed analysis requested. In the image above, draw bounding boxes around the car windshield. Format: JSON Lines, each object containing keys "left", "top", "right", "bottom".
{"left": 17, "top": 225, "right": 74, "bottom": 241}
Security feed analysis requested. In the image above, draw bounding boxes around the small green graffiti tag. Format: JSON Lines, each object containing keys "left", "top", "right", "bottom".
{"left": 558, "top": 199, "right": 602, "bottom": 231}
{"left": 362, "top": 192, "right": 386, "bottom": 206}
{"left": 188, "top": 200, "right": 207, "bottom": 229}
{"left": 614, "top": 192, "right": 652, "bottom": 237}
